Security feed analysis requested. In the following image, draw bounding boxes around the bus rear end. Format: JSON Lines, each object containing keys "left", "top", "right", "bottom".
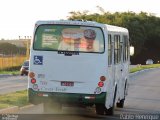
{"left": 28, "top": 20, "right": 108, "bottom": 109}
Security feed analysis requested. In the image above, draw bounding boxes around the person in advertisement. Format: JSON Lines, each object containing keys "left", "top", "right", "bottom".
{"left": 58, "top": 28, "right": 97, "bottom": 52}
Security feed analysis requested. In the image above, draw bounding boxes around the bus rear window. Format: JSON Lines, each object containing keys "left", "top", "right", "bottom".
{"left": 33, "top": 25, "right": 104, "bottom": 53}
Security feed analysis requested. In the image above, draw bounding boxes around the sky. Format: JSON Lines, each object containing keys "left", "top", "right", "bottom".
{"left": 0, "top": 0, "right": 160, "bottom": 39}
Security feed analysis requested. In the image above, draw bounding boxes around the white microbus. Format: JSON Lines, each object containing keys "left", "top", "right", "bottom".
{"left": 28, "top": 20, "right": 130, "bottom": 115}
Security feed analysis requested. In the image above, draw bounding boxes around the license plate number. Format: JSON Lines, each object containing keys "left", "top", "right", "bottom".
{"left": 61, "top": 81, "right": 74, "bottom": 86}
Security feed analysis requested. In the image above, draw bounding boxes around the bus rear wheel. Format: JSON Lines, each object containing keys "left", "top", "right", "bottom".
{"left": 105, "top": 89, "right": 116, "bottom": 116}
{"left": 117, "top": 81, "right": 127, "bottom": 108}
{"left": 105, "top": 104, "right": 115, "bottom": 115}
{"left": 116, "top": 99, "right": 125, "bottom": 108}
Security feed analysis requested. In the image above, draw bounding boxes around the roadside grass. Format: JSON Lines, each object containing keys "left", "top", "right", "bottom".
{"left": 0, "top": 90, "right": 29, "bottom": 109}
{"left": 0, "top": 66, "right": 21, "bottom": 75}
{"left": 0, "top": 70, "right": 20, "bottom": 75}
{"left": 130, "top": 64, "right": 160, "bottom": 73}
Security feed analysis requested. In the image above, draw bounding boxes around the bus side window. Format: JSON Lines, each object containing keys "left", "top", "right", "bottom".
{"left": 108, "top": 34, "right": 112, "bottom": 66}
{"left": 118, "top": 35, "right": 121, "bottom": 63}
{"left": 114, "top": 35, "right": 120, "bottom": 64}
{"left": 123, "top": 35, "right": 129, "bottom": 62}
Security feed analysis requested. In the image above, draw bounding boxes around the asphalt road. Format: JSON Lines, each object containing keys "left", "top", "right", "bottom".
{"left": 0, "top": 75, "right": 27, "bottom": 94}
{"left": 1, "top": 68, "right": 160, "bottom": 120}
{"left": 126, "top": 68, "right": 160, "bottom": 112}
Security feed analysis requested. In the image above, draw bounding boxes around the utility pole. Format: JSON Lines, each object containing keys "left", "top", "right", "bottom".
{"left": 26, "top": 36, "right": 30, "bottom": 59}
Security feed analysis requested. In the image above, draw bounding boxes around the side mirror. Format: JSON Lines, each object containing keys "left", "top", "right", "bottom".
{"left": 130, "top": 46, "right": 134, "bottom": 56}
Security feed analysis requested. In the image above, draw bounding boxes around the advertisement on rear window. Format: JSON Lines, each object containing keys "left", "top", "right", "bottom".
{"left": 34, "top": 25, "right": 104, "bottom": 53}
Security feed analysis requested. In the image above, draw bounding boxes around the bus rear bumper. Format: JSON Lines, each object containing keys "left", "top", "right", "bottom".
{"left": 28, "top": 88, "right": 106, "bottom": 106}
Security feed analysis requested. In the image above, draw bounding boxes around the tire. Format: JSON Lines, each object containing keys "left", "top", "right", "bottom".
{"left": 116, "top": 99, "right": 125, "bottom": 108}
{"left": 105, "top": 106, "right": 114, "bottom": 116}
{"left": 95, "top": 104, "right": 105, "bottom": 115}
{"left": 116, "top": 81, "right": 127, "bottom": 108}
{"left": 105, "top": 88, "right": 116, "bottom": 116}
{"left": 43, "top": 102, "right": 62, "bottom": 114}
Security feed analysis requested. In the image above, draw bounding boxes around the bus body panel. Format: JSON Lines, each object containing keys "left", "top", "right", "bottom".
{"left": 29, "top": 51, "right": 107, "bottom": 94}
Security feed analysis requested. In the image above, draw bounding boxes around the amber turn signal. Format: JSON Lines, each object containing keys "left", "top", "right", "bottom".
{"left": 100, "top": 76, "right": 106, "bottom": 81}
{"left": 29, "top": 72, "right": 35, "bottom": 78}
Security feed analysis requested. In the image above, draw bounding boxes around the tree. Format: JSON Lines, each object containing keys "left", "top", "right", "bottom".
{"left": 68, "top": 9, "right": 160, "bottom": 64}
{"left": 0, "top": 42, "right": 26, "bottom": 55}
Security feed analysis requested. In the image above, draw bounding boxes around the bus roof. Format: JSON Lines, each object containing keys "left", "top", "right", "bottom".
{"left": 105, "top": 24, "right": 128, "bottom": 33}
{"left": 35, "top": 20, "right": 128, "bottom": 33}
{"left": 35, "top": 20, "right": 102, "bottom": 27}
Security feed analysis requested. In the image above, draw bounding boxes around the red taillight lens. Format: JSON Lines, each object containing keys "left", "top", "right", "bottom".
{"left": 31, "top": 78, "right": 36, "bottom": 84}
{"left": 100, "top": 76, "right": 106, "bottom": 81}
{"left": 98, "top": 81, "right": 104, "bottom": 87}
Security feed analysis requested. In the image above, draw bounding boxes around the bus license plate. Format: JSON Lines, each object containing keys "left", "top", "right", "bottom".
{"left": 61, "top": 81, "right": 74, "bottom": 86}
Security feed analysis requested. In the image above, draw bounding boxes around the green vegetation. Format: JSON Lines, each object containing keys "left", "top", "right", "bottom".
{"left": 68, "top": 7, "right": 160, "bottom": 64}
{"left": 0, "top": 66, "right": 21, "bottom": 75}
{"left": 0, "top": 42, "right": 26, "bottom": 55}
{"left": 0, "top": 90, "right": 29, "bottom": 109}
{"left": 0, "top": 70, "right": 20, "bottom": 75}
{"left": 130, "top": 64, "right": 160, "bottom": 73}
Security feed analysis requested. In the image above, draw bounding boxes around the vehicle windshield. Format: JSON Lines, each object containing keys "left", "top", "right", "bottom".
{"left": 23, "top": 61, "right": 29, "bottom": 66}
{"left": 34, "top": 25, "right": 104, "bottom": 53}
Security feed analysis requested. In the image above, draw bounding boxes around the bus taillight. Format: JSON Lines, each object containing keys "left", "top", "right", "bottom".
{"left": 100, "top": 76, "right": 106, "bottom": 81}
{"left": 98, "top": 81, "right": 104, "bottom": 87}
{"left": 29, "top": 72, "right": 35, "bottom": 78}
{"left": 31, "top": 78, "right": 36, "bottom": 84}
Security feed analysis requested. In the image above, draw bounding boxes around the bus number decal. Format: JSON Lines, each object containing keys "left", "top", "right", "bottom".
{"left": 40, "top": 81, "right": 48, "bottom": 86}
